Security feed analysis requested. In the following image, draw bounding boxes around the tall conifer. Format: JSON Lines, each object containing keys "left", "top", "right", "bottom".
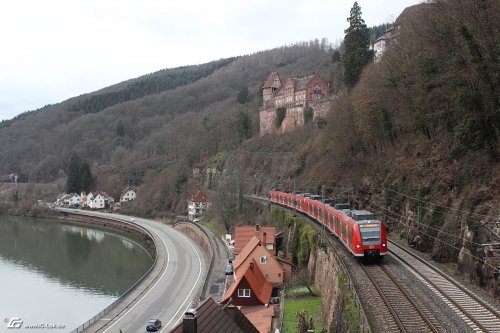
{"left": 342, "top": 2, "right": 374, "bottom": 88}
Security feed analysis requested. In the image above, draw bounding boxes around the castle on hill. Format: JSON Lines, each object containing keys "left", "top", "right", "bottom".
{"left": 259, "top": 72, "right": 330, "bottom": 135}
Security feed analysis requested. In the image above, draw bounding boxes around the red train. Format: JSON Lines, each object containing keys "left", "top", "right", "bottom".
{"left": 268, "top": 190, "right": 388, "bottom": 259}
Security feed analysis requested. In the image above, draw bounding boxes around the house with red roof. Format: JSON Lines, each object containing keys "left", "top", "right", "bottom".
{"left": 232, "top": 236, "right": 292, "bottom": 288}
{"left": 234, "top": 225, "right": 277, "bottom": 255}
{"left": 188, "top": 190, "right": 210, "bottom": 221}
{"left": 221, "top": 260, "right": 273, "bottom": 307}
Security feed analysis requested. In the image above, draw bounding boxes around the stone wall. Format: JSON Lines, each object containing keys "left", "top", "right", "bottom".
{"left": 174, "top": 222, "right": 213, "bottom": 259}
{"left": 259, "top": 108, "right": 277, "bottom": 136}
{"left": 279, "top": 106, "right": 304, "bottom": 134}
{"left": 308, "top": 247, "right": 342, "bottom": 329}
{"left": 259, "top": 99, "right": 331, "bottom": 136}
{"left": 312, "top": 100, "right": 330, "bottom": 120}
{"left": 308, "top": 246, "right": 372, "bottom": 333}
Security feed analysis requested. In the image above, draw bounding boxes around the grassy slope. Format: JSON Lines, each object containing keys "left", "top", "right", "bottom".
{"left": 283, "top": 296, "right": 322, "bottom": 333}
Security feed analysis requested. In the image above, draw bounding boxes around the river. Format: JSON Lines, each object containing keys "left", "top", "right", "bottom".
{"left": 0, "top": 215, "right": 153, "bottom": 332}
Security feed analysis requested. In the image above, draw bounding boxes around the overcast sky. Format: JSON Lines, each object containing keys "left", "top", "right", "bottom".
{"left": 0, "top": 0, "right": 423, "bottom": 121}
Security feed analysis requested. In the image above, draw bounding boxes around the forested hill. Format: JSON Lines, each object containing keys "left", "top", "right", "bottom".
{"left": 66, "top": 58, "right": 238, "bottom": 114}
{"left": 0, "top": 42, "right": 332, "bottom": 190}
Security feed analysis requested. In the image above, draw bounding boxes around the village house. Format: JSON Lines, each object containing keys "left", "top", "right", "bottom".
{"left": 222, "top": 225, "right": 291, "bottom": 332}
{"left": 81, "top": 191, "right": 114, "bottom": 210}
{"left": 120, "top": 186, "right": 137, "bottom": 202}
{"left": 56, "top": 193, "right": 81, "bottom": 207}
{"left": 169, "top": 297, "right": 259, "bottom": 333}
{"left": 221, "top": 260, "right": 273, "bottom": 307}
{"left": 187, "top": 190, "right": 210, "bottom": 221}
{"left": 220, "top": 260, "right": 277, "bottom": 333}
{"left": 233, "top": 225, "right": 277, "bottom": 256}
{"left": 372, "top": 26, "right": 394, "bottom": 61}
{"left": 371, "top": 4, "right": 429, "bottom": 61}
{"left": 259, "top": 72, "right": 330, "bottom": 135}
{"left": 232, "top": 236, "right": 292, "bottom": 290}
{"left": 67, "top": 193, "right": 81, "bottom": 207}
{"left": 88, "top": 193, "right": 105, "bottom": 209}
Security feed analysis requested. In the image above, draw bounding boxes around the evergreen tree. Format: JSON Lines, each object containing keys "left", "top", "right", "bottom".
{"left": 66, "top": 153, "right": 82, "bottom": 193}
{"left": 80, "top": 162, "right": 93, "bottom": 192}
{"left": 236, "top": 86, "right": 250, "bottom": 104}
{"left": 342, "top": 2, "right": 374, "bottom": 88}
{"left": 66, "top": 153, "right": 93, "bottom": 193}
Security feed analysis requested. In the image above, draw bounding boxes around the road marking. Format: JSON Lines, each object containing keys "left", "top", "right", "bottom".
{"left": 102, "top": 224, "right": 170, "bottom": 333}
{"left": 162, "top": 229, "right": 205, "bottom": 330}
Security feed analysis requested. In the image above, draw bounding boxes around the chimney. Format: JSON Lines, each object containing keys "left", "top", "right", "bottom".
{"left": 256, "top": 224, "right": 260, "bottom": 231}
{"left": 263, "top": 232, "right": 267, "bottom": 247}
{"left": 183, "top": 309, "right": 197, "bottom": 333}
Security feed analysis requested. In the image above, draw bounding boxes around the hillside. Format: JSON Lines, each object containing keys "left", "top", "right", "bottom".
{"left": 0, "top": 0, "right": 498, "bottom": 296}
{"left": 0, "top": 42, "right": 333, "bottom": 212}
{"left": 227, "top": 0, "right": 500, "bottom": 296}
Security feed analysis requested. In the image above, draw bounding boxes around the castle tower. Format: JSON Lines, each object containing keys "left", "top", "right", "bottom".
{"left": 262, "top": 72, "right": 282, "bottom": 108}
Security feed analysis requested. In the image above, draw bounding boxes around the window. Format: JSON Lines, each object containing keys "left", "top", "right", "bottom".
{"left": 238, "top": 289, "right": 251, "bottom": 298}
{"left": 260, "top": 256, "right": 267, "bottom": 264}
{"left": 359, "top": 224, "right": 381, "bottom": 245}
{"left": 278, "top": 273, "right": 282, "bottom": 278}
{"left": 266, "top": 244, "right": 274, "bottom": 251}
{"left": 265, "top": 274, "right": 269, "bottom": 279}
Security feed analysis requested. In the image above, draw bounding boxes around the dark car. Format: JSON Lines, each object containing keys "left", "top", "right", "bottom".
{"left": 228, "top": 254, "right": 235, "bottom": 263}
{"left": 225, "top": 264, "right": 234, "bottom": 275}
{"left": 146, "top": 319, "right": 162, "bottom": 332}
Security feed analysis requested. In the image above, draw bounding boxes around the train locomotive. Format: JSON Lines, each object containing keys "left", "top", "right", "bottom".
{"left": 268, "top": 189, "right": 388, "bottom": 259}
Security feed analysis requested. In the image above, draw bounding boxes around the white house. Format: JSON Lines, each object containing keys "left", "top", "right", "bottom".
{"left": 88, "top": 193, "right": 105, "bottom": 209}
{"left": 187, "top": 190, "right": 210, "bottom": 221}
{"left": 55, "top": 193, "right": 81, "bottom": 207}
{"left": 120, "top": 186, "right": 137, "bottom": 202}
{"left": 372, "top": 26, "right": 394, "bottom": 61}
{"left": 67, "top": 193, "right": 81, "bottom": 207}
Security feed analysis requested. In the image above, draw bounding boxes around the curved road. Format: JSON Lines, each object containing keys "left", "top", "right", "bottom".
{"left": 58, "top": 209, "right": 207, "bottom": 333}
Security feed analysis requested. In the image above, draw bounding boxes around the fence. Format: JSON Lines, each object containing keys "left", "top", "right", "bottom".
{"left": 60, "top": 210, "right": 159, "bottom": 333}
{"left": 172, "top": 220, "right": 216, "bottom": 302}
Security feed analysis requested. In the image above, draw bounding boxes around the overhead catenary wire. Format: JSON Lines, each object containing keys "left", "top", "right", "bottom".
{"left": 346, "top": 192, "right": 499, "bottom": 272}
{"left": 349, "top": 191, "right": 500, "bottom": 272}
{"left": 264, "top": 178, "right": 497, "bottom": 236}
{"left": 385, "top": 188, "right": 492, "bottom": 220}
{"left": 351, "top": 189, "right": 485, "bottom": 247}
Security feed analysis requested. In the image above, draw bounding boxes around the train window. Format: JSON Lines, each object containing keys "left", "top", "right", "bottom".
{"left": 359, "top": 224, "right": 381, "bottom": 245}
{"left": 347, "top": 227, "right": 353, "bottom": 243}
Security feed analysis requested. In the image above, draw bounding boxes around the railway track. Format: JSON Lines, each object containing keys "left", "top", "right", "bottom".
{"left": 247, "top": 195, "right": 500, "bottom": 332}
{"left": 361, "top": 263, "right": 442, "bottom": 333}
{"left": 389, "top": 241, "right": 500, "bottom": 333}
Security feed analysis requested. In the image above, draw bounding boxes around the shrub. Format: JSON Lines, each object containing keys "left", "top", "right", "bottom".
{"left": 276, "top": 107, "right": 287, "bottom": 128}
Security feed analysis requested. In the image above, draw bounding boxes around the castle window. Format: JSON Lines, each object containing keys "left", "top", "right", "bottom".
{"left": 313, "top": 84, "right": 321, "bottom": 94}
